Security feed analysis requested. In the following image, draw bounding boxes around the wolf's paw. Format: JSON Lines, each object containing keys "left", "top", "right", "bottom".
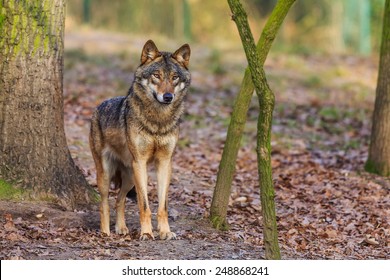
{"left": 139, "top": 232, "right": 155, "bottom": 241}
{"left": 115, "top": 225, "right": 129, "bottom": 235}
{"left": 159, "top": 231, "right": 177, "bottom": 240}
{"left": 100, "top": 231, "right": 110, "bottom": 237}
{"left": 100, "top": 227, "right": 110, "bottom": 237}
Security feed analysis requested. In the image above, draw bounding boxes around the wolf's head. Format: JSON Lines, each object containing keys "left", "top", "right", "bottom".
{"left": 134, "top": 40, "right": 191, "bottom": 105}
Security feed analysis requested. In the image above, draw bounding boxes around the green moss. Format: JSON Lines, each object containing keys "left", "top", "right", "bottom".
{"left": 210, "top": 215, "right": 230, "bottom": 231}
{"left": 21, "top": 11, "right": 28, "bottom": 29}
{"left": 4, "top": 0, "right": 55, "bottom": 56}
{"left": 11, "top": 14, "right": 19, "bottom": 43}
{"left": 43, "top": 34, "right": 50, "bottom": 51}
{"left": 34, "top": 35, "right": 40, "bottom": 49}
{"left": 0, "top": 10, "right": 5, "bottom": 49}
{"left": 365, "top": 159, "right": 378, "bottom": 174}
{"left": 365, "top": 159, "right": 390, "bottom": 176}
{"left": 0, "top": 179, "right": 24, "bottom": 200}
{"left": 0, "top": 12, "right": 5, "bottom": 31}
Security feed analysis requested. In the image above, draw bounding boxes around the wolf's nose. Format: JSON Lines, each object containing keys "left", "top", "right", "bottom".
{"left": 163, "top": 93, "right": 173, "bottom": 103}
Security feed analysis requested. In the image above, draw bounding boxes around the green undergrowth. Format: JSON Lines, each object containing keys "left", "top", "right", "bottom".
{"left": 90, "top": 188, "right": 101, "bottom": 203}
{"left": 0, "top": 179, "right": 24, "bottom": 200}
{"left": 209, "top": 49, "right": 227, "bottom": 75}
{"left": 65, "top": 49, "right": 117, "bottom": 69}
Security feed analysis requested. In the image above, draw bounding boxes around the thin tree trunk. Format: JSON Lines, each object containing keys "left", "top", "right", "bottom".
{"left": 365, "top": 0, "right": 390, "bottom": 176}
{"left": 225, "top": 0, "right": 281, "bottom": 259}
{"left": 0, "top": 0, "right": 96, "bottom": 209}
{"left": 210, "top": 0, "right": 296, "bottom": 230}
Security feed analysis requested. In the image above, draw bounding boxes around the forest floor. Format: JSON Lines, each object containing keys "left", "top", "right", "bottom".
{"left": 1, "top": 30, "right": 389, "bottom": 260}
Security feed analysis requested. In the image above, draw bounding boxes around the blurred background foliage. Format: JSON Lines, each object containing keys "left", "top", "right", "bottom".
{"left": 66, "top": 0, "right": 386, "bottom": 55}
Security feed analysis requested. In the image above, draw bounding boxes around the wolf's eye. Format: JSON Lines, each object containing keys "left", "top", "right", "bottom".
{"left": 172, "top": 75, "right": 179, "bottom": 81}
{"left": 152, "top": 73, "right": 160, "bottom": 79}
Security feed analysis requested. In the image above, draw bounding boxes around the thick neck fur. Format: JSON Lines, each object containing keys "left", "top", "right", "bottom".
{"left": 126, "top": 83, "right": 185, "bottom": 136}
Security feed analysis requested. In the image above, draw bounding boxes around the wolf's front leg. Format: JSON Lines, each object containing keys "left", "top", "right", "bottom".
{"left": 98, "top": 159, "right": 111, "bottom": 236}
{"left": 132, "top": 160, "right": 154, "bottom": 240}
{"left": 156, "top": 156, "right": 176, "bottom": 240}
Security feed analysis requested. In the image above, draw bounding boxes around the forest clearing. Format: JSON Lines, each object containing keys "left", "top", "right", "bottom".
{"left": 1, "top": 28, "right": 388, "bottom": 260}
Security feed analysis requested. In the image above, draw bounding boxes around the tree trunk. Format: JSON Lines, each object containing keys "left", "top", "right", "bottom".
{"left": 210, "top": 0, "right": 295, "bottom": 230}
{"left": 0, "top": 0, "right": 96, "bottom": 209}
{"left": 225, "top": 0, "right": 281, "bottom": 259}
{"left": 365, "top": 0, "right": 390, "bottom": 176}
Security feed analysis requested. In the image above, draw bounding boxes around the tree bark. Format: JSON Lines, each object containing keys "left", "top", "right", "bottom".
{"left": 210, "top": 0, "right": 295, "bottom": 230}
{"left": 223, "top": 0, "right": 282, "bottom": 260}
{"left": 0, "top": 0, "right": 96, "bottom": 209}
{"left": 365, "top": 0, "right": 390, "bottom": 176}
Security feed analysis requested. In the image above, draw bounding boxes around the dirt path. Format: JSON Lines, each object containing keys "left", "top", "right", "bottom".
{"left": 0, "top": 200, "right": 267, "bottom": 260}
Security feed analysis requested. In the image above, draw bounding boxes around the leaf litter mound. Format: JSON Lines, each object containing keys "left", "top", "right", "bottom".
{"left": 1, "top": 32, "right": 389, "bottom": 259}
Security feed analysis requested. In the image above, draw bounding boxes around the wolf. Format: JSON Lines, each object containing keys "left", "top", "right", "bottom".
{"left": 89, "top": 40, "right": 191, "bottom": 240}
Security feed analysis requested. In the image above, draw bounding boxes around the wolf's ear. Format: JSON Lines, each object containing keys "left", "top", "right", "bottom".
{"left": 172, "top": 44, "right": 191, "bottom": 69}
{"left": 141, "top": 40, "right": 161, "bottom": 65}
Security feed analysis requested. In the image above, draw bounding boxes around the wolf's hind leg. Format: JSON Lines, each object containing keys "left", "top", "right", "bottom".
{"left": 115, "top": 165, "right": 134, "bottom": 235}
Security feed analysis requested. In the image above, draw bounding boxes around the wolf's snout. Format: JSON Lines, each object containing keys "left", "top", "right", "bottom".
{"left": 163, "top": 93, "right": 174, "bottom": 103}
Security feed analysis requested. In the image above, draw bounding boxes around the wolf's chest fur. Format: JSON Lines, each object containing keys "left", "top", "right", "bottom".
{"left": 95, "top": 94, "right": 181, "bottom": 165}
{"left": 128, "top": 83, "right": 185, "bottom": 136}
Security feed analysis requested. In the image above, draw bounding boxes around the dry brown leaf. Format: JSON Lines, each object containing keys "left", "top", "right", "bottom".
{"left": 234, "top": 196, "right": 247, "bottom": 203}
{"left": 288, "top": 228, "right": 298, "bottom": 235}
{"left": 3, "top": 213, "right": 17, "bottom": 232}
{"left": 6, "top": 232, "right": 20, "bottom": 241}
{"left": 364, "top": 235, "right": 379, "bottom": 245}
{"left": 325, "top": 229, "right": 338, "bottom": 238}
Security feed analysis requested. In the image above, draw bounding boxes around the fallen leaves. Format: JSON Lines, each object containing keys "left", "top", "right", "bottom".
{"left": 2, "top": 214, "right": 28, "bottom": 243}
{"left": 36, "top": 213, "right": 44, "bottom": 219}
{"left": 4, "top": 213, "right": 16, "bottom": 232}
{"left": 2, "top": 34, "right": 389, "bottom": 260}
